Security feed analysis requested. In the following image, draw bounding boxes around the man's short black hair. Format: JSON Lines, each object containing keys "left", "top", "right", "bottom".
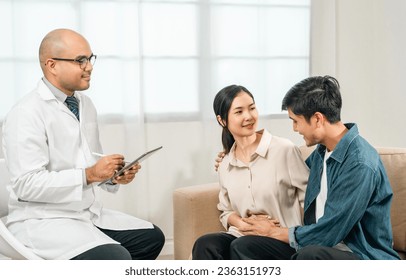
{"left": 281, "top": 75, "right": 342, "bottom": 123}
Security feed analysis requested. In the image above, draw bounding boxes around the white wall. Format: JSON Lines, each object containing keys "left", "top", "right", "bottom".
{"left": 1, "top": 0, "right": 405, "bottom": 257}
{"left": 311, "top": 0, "right": 406, "bottom": 147}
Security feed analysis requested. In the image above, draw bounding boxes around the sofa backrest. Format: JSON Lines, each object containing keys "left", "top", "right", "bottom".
{"left": 299, "top": 146, "right": 406, "bottom": 258}
{"left": 376, "top": 148, "right": 406, "bottom": 258}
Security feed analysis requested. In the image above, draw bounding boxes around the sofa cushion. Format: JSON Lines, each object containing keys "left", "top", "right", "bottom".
{"left": 173, "top": 183, "right": 222, "bottom": 260}
{"left": 376, "top": 148, "right": 406, "bottom": 255}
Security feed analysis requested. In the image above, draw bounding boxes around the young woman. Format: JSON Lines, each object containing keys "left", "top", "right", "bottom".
{"left": 192, "top": 85, "right": 309, "bottom": 260}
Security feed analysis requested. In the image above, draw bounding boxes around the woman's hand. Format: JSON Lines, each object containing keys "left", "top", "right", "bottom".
{"left": 247, "top": 214, "right": 280, "bottom": 227}
{"left": 238, "top": 215, "right": 280, "bottom": 237}
{"left": 227, "top": 212, "right": 251, "bottom": 229}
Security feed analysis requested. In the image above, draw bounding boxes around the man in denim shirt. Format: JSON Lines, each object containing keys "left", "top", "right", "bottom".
{"left": 237, "top": 76, "right": 399, "bottom": 260}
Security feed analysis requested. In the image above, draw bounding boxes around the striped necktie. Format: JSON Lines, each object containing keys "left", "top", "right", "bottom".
{"left": 65, "top": 95, "right": 80, "bottom": 121}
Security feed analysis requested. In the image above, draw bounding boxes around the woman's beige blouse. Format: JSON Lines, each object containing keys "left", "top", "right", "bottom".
{"left": 217, "top": 129, "right": 309, "bottom": 237}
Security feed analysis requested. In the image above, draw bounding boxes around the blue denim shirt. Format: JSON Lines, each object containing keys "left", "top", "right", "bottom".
{"left": 288, "top": 123, "right": 400, "bottom": 260}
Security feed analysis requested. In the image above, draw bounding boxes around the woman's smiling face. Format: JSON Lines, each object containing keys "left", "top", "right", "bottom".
{"left": 225, "top": 91, "right": 258, "bottom": 138}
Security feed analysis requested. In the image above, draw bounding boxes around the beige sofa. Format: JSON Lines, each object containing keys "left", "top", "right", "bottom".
{"left": 173, "top": 146, "right": 406, "bottom": 260}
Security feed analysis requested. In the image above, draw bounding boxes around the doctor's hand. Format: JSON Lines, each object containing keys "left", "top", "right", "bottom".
{"left": 85, "top": 154, "right": 125, "bottom": 184}
{"left": 112, "top": 164, "right": 141, "bottom": 185}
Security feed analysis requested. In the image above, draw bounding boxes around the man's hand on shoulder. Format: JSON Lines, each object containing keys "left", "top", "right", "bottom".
{"left": 214, "top": 151, "right": 226, "bottom": 171}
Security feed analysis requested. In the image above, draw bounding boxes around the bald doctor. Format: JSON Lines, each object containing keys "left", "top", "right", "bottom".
{"left": 2, "top": 28, "right": 164, "bottom": 260}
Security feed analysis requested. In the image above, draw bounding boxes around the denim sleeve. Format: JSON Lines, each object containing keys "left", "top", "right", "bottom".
{"left": 288, "top": 227, "right": 299, "bottom": 250}
{"left": 295, "top": 163, "right": 377, "bottom": 248}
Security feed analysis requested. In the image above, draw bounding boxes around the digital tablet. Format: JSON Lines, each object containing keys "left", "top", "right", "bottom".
{"left": 98, "top": 146, "right": 163, "bottom": 186}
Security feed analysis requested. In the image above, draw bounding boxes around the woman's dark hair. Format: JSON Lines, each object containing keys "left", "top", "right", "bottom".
{"left": 281, "top": 75, "right": 342, "bottom": 123}
{"left": 213, "top": 85, "right": 255, "bottom": 154}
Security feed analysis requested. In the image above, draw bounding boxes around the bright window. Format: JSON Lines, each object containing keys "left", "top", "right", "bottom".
{"left": 0, "top": 0, "right": 310, "bottom": 120}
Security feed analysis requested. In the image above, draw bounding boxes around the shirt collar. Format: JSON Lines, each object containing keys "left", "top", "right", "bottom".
{"left": 228, "top": 129, "right": 272, "bottom": 167}
{"left": 255, "top": 129, "right": 272, "bottom": 158}
{"left": 42, "top": 77, "right": 75, "bottom": 103}
{"left": 316, "top": 123, "right": 359, "bottom": 163}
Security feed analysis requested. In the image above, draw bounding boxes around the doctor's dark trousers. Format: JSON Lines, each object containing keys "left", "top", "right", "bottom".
{"left": 71, "top": 225, "right": 165, "bottom": 260}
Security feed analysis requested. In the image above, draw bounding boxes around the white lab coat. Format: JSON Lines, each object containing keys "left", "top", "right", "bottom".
{"left": 1, "top": 80, "right": 152, "bottom": 260}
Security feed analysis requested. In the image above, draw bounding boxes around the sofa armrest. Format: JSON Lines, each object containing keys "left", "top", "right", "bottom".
{"left": 173, "top": 182, "right": 223, "bottom": 260}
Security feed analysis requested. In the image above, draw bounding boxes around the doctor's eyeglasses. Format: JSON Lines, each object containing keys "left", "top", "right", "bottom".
{"left": 51, "top": 54, "right": 97, "bottom": 69}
